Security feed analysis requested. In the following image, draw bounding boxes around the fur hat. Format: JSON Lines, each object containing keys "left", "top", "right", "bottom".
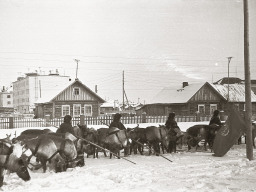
{"left": 64, "top": 115, "right": 72, "bottom": 123}
{"left": 113, "top": 113, "right": 122, "bottom": 121}
{"left": 168, "top": 112, "right": 175, "bottom": 118}
{"left": 213, "top": 110, "right": 220, "bottom": 116}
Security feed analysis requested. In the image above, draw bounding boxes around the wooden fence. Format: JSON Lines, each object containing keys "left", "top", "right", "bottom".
{"left": 0, "top": 115, "right": 211, "bottom": 129}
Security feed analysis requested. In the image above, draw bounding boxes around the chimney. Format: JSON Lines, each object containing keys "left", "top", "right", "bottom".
{"left": 182, "top": 82, "right": 189, "bottom": 88}
{"left": 95, "top": 85, "right": 98, "bottom": 93}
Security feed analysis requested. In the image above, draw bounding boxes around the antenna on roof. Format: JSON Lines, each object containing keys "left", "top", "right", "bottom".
{"left": 74, "top": 59, "right": 80, "bottom": 80}
{"left": 227, "top": 56, "right": 233, "bottom": 102}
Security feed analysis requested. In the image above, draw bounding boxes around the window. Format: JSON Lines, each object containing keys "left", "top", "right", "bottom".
{"left": 73, "top": 87, "right": 80, "bottom": 95}
{"left": 7, "top": 95, "right": 11, "bottom": 98}
{"left": 62, "top": 105, "right": 70, "bottom": 117}
{"left": 210, "top": 104, "right": 217, "bottom": 114}
{"left": 198, "top": 104, "right": 205, "bottom": 114}
{"left": 7, "top": 101, "right": 11, "bottom": 105}
{"left": 84, "top": 105, "right": 92, "bottom": 116}
{"left": 73, "top": 104, "right": 81, "bottom": 117}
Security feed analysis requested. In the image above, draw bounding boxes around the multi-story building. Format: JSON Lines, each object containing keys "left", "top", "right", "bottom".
{"left": 13, "top": 70, "right": 71, "bottom": 114}
{"left": 0, "top": 88, "right": 13, "bottom": 108}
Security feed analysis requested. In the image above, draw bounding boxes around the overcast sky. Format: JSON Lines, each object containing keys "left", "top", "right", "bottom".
{"left": 0, "top": 0, "right": 255, "bottom": 103}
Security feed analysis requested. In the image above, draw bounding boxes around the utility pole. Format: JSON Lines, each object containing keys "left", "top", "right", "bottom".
{"left": 74, "top": 59, "right": 80, "bottom": 80}
{"left": 243, "top": 0, "right": 253, "bottom": 160}
{"left": 122, "top": 70, "right": 125, "bottom": 111}
{"left": 227, "top": 57, "right": 233, "bottom": 102}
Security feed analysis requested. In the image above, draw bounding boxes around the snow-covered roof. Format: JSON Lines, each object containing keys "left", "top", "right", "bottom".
{"left": 148, "top": 82, "right": 256, "bottom": 105}
{"left": 101, "top": 100, "right": 119, "bottom": 108}
{"left": 35, "top": 81, "right": 71, "bottom": 104}
{"left": 214, "top": 77, "right": 242, "bottom": 85}
{"left": 149, "top": 83, "right": 205, "bottom": 104}
{"left": 210, "top": 84, "right": 256, "bottom": 102}
{"left": 35, "top": 79, "right": 105, "bottom": 104}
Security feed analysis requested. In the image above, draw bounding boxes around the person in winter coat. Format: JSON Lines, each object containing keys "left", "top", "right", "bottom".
{"left": 109, "top": 113, "right": 126, "bottom": 130}
{"left": 165, "top": 112, "right": 178, "bottom": 129}
{"left": 57, "top": 115, "right": 75, "bottom": 135}
{"left": 165, "top": 112, "right": 183, "bottom": 153}
{"left": 209, "top": 110, "right": 222, "bottom": 126}
{"left": 109, "top": 113, "right": 129, "bottom": 156}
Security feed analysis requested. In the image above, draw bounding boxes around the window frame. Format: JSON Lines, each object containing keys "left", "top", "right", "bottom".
{"left": 73, "top": 104, "right": 81, "bottom": 117}
{"left": 197, "top": 104, "right": 205, "bottom": 114}
{"left": 73, "top": 87, "right": 80, "bottom": 96}
{"left": 210, "top": 104, "right": 217, "bottom": 115}
{"left": 84, "top": 104, "right": 92, "bottom": 116}
{"left": 62, "top": 105, "right": 70, "bottom": 117}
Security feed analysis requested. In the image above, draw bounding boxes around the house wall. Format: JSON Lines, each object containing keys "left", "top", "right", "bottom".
{"left": 138, "top": 84, "right": 226, "bottom": 116}
{"left": 36, "top": 101, "right": 100, "bottom": 118}
{"left": 136, "top": 104, "right": 188, "bottom": 116}
{"left": 34, "top": 80, "right": 104, "bottom": 118}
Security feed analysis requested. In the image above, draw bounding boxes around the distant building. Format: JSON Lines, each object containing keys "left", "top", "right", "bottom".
{"left": 213, "top": 77, "right": 242, "bottom": 85}
{"left": 12, "top": 70, "right": 71, "bottom": 114}
{"left": 0, "top": 87, "right": 13, "bottom": 108}
{"left": 34, "top": 79, "right": 105, "bottom": 118}
{"left": 213, "top": 77, "right": 256, "bottom": 95}
{"left": 100, "top": 100, "right": 120, "bottom": 115}
{"left": 136, "top": 82, "right": 256, "bottom": 116}
{"left": 0, "top": 86, "right": 14, "bottom": 115}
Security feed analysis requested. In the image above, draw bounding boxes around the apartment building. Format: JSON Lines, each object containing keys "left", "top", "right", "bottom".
{"left": 0, "top": 89, "right": 13, "bottom": 108}
{"left": 13, "top": 70, "right": 71, "bottom": 114}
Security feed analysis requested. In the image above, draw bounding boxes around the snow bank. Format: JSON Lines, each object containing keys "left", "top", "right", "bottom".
{"left": 0, "top": 123, "right": 255, "bottom": 192}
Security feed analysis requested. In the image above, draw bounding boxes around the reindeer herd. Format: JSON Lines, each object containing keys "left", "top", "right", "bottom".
{"left": 0, "top": 123, "right": 235, "bottom": 187}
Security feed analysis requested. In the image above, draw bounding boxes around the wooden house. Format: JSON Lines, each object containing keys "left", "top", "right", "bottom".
{"left": 34, "top": 79, "right": 105, "bottom": 118}
{"left": 136, "top": 82, "right": 256, "bottom": 117}
{"left": 100, "top": 100, "right": 121, "bottom": 115}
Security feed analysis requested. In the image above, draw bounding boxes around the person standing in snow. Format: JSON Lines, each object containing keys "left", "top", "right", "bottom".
{"left": 57, "top": 115, "right": 75, "bottom": 135}
{"left": 165, "top": 112, "right": 183, "bottom": 153}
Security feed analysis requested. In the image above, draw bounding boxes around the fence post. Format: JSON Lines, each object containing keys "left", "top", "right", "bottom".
{"left": 9, "top": 117, "right": 14, "bottom": 129}
{"left": 142, "top": 112, "right": 147, "bottom": 123}
{"left": 195, "top": 111, "right": 200, "bottom": 122}
{"left": 80, "top": 115, "right": 85, "bottom": 125}
{"left": 45, "top": 114, "right": 50, "bottom": 127}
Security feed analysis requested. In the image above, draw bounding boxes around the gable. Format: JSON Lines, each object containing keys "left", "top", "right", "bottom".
{"left": 35, "top": 80, "right": 105, "bottom": 104}
{"left": 189, "top": 83, "right": 223, "bottom": 102}
{"left": 53, "top": 81, "right": 104, "bottom": 102}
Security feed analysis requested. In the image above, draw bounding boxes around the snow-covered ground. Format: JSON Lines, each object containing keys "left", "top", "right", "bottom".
{"left": 1, "top": 122, "right": 256, "bottom": 192}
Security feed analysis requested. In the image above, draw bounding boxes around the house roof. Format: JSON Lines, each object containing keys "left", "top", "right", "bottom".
{"left": 148, "top": 82, "right": 256, "bottom": 105}
{"left": 34, "top": 81, "right": 69, "bottom": 104}
{"left": 210, "top": 83, "right": 256, "bottom": 102}
{"left": 149, "top": 83, "right": 205, "bottom": 104}
{"left": 213, "top": 77, "right": 242, "bottom": 85}
{"left": 35, "top": 79, "right": 105, "bottom": 104}
{"left": 101, "top": 100, "right": 120, "bottom": 108}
